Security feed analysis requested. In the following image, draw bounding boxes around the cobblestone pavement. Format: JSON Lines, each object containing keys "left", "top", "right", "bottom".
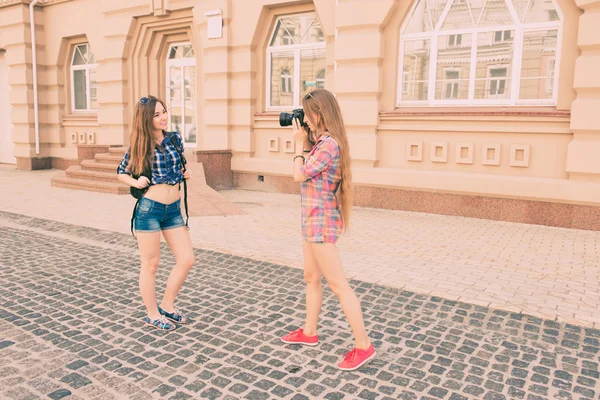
{"left": 0, "top": 166, "right": 599, "bottom": 328}
{"left": 1, "top": 211, "right": 599, "bottom": 399}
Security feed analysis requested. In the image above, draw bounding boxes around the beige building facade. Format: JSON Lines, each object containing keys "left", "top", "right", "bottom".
{"left": 0, "top": 0, "right": 599, "bottom": 229}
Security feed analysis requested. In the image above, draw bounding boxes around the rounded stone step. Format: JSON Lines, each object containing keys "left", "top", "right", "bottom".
{"left": 95, "top": 153, "right": 123, "bottom": 163}
{"left": 65, "top": 166, "right": 120, "bottom": 183}
{"left": 80, "top": 160, "right": 119, "bottom": 173}
{"left": 51, "top": 172, "right": 129, "bottom": 194}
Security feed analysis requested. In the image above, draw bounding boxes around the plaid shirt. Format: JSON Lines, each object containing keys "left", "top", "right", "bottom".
{"left": 117, "top": 131, "right": 186, "bottom": 185}
{"left": 299, "top": 134, "right": 343, "bottom": 243}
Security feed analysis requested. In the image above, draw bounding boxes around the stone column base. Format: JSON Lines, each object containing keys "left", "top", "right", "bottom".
{"left": 194, "top": 150, "right": 233, "bottom": 190}
{"left": 77, "top": 145, "right": 110, "bottom": 161}
{"left": 16, "top": 157, "right": 52, "bottom": 171}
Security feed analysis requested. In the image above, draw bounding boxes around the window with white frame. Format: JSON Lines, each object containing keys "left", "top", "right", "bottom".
{"left": 281, "top": 69, "right": 292, "bottom": 93}
{"left": 267, "top": 13, "right": 326, "bottom": 108}
{"left": 398, "top": 0, "right": 563, "bottom": 106}
{"left": 487, "top": 66, "right": 508, "bottom": 98}
{"left": 71, "top": 43, "right": 98, "bottom": 111}
{"left": 448, "top": 34, "right": 462, "bottom": 47}
{"left": 494, "top": 30, "right": 513, "bottom": 43}
{"left": 443, "top": 69, "right": 460, "bottom": 99}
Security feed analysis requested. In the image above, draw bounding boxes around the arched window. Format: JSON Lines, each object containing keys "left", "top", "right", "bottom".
{"left": 71, "top": 43, "right": 98, "bottom": 111}
{"left": 267, "top": 13, "right": 326, "bottom": 109}
{"left": 398, "top": 0, "right": 563, "bottom": 106}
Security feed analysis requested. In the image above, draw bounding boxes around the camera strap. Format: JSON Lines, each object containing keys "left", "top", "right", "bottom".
{"left": 168, "top": 133, "right": 189, "bottom": 229}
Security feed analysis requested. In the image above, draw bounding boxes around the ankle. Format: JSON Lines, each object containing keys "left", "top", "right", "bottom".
{"left": 159, "top": 303, "right": 174, "bottom": 313}
{"left": 303, "top": 328, "right": 317, "bottom": 337}
{"left": 355, "top": 341, "right": 371, "bottom": 350}
{"left": 148, "top": 312, "right": 162, "bottom": 320}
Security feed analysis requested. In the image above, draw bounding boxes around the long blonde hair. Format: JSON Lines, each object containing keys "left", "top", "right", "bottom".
{"left": 302, "top": 89, "right": 353, "bottom": 228}
{"left": 129, "top": 95, "right": 167, "bottom": 176}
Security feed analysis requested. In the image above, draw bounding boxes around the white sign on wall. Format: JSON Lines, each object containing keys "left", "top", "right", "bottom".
{"left": 205, "top": 9, "right": 223, "bottom": 39}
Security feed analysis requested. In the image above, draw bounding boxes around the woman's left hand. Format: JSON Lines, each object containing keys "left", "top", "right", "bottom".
{"left": 292, "top": 117, "right": 307, "bottom": 143}
{"left": 183, "top": 169, "right": 192, "bottom": 180}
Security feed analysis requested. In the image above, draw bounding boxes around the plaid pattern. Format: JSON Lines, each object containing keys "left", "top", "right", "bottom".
{"left": 158, "top": 306, "right": 190, "bottom": 324}
{"left": 299, "top": 134, "right": 343, "bottom": 243}
{"left": 117, "top": 131, "right": 186, "bottom": 185}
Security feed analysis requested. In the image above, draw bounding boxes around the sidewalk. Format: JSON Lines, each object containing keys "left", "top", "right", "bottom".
{"left": 1, "top": 165, "right": 599, "bottom": 328}
{"left": 3, "top": 212, "right": 599, "bottom": 400}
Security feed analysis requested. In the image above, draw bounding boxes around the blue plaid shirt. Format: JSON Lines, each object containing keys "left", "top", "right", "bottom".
{"left": 117, "top": 131, "right": 186, "bottom": 185}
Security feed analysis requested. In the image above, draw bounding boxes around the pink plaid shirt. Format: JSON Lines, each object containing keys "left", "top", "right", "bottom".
{"left": 300, "top": 134, "right": 343, "bottom": 243}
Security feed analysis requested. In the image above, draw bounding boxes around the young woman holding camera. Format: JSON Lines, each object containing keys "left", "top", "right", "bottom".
{"left": 280, "top": 89, "right": 375, "bottom": 370}
{"left": 117, "top": 95, "right": 194, "bottom": 331}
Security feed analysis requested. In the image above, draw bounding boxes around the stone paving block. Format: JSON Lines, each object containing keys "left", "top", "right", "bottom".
{"left": 2, "top": 386, "right": 33, "bottom": 400}
{"left": 47, "top": 389, "right": 73, "bottom": 400}
{"left": 0, "top": 340, "right": 16, "bottom": 349}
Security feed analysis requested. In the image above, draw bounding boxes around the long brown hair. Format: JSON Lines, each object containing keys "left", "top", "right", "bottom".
{"left": 128, "top": 95, "right": 168, "bottom": 176}
{"left": 302, "top": 89, "right": 353, "bottom": 228}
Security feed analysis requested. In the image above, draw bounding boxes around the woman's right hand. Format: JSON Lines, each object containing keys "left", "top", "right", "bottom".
{"left": 292, "top": 117, "right": 308, "bottom": 143}
{"left": 134, "top": 176, "right": 150, "bottom": 189}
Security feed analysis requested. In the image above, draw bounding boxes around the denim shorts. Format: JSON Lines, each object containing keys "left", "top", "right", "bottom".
{"left": 134, "top": 197, "right": 185, "bottom": 232}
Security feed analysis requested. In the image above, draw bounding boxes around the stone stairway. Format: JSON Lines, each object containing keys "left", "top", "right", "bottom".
{"left": 51, "top": 147, "right": 130, "bottom": 194}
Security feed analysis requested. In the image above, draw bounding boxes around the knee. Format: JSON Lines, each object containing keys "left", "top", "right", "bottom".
{"left": 327, "top": 279, "right": 350, "bottom": 297}
{"left": 141, "top": 257, "right": 160, "bottom": 274}
{"left": 178, "top": 254, "right": 195, "bottom": 269}
{"left": 304, "top": 270, "right": 322, "bottom": 286}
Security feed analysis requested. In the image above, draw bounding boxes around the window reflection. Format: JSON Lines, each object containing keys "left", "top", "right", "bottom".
{"left": 399, "top": 0, "right": 562, "bottom": 104}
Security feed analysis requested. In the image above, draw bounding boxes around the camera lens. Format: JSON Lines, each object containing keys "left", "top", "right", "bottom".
{"left": 279, "top": 112, "right": 294, "bottom": 127}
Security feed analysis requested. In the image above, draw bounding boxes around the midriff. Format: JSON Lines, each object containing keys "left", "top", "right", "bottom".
{"left": 144, "top": 183, "right": 181, "bottom": 204}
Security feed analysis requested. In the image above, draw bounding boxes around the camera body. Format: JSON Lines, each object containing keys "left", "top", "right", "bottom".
{"left": 279, "top": 108, "right": 307, "bottom": 128}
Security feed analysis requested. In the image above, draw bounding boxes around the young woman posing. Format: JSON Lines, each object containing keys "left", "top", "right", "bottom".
{"left": 117, "top": 95, "right": 194, "bottom": 331}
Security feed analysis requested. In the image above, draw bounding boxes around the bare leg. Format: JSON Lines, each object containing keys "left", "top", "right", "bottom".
{"left": 311, "top": 242, "right": 370, "bottom": 349}
{"left": 137, "top": 231, "right": 162, "bottom": 319}
{"left": 303, "top": 240, "right": 323, "bottom": 336}
{"left": 160, "top": 226, "right": 195, "bottom": 312}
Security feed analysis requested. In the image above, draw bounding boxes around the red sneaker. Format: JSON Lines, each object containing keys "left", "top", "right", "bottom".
{"left": 338, "top": 344, "right": 376, "bottom": 371}
{"left": 281, "top": 328, "right": 319, "bottom": 346}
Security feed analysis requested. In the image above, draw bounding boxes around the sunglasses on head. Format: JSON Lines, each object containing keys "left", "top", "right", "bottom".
{"left": 305, "top": 92, "right": 322, "bottom": 111}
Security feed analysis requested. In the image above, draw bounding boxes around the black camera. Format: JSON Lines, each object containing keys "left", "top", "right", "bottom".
{"left": 279, "top": 108, "right": 307, "bottom": 128}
